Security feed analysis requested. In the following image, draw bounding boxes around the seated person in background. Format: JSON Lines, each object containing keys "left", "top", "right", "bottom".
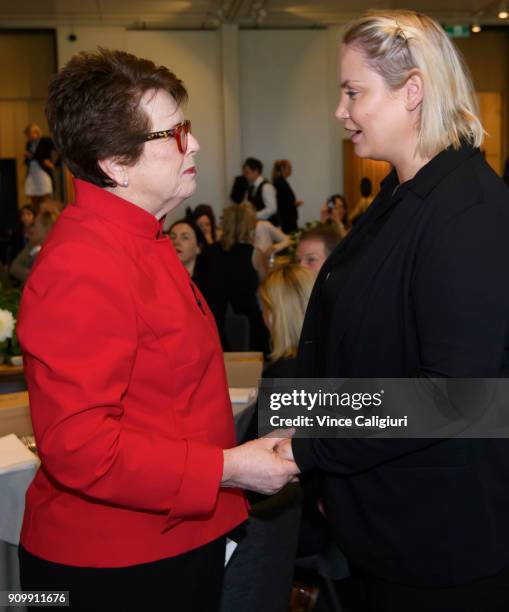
{"left": 349, "top": 176, "right": 374, "bottom": 225}
{"left": 320, "top": 193, "right": 349, "bottom": 237}
{"left": 254, "top": 214, "right": 291, "bottom": 262}
{"left": 221, "top": 263, "right": 314, "bottom": 612}
{"left": 169, "top": 219, "right": 228, "bottom": 347}
{"left": 168, "top": 219, "right": 205, "bottom": 277}
{"left": 296, "top": 225, "right": 341, "bottom": 277}
{"left": 220, "top": 203, "right": 269, "bottom": 354}
{"left": 192, "top": 203, "right": 219, "bottom": 244}
{"left": 8, "top": 205, "right": 36, "bottom": 262}
{"left": 10, "top": 210, "right": 58, "bottom": 285}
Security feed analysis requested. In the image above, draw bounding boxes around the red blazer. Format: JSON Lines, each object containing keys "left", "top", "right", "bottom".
{"left": 18, "top": 179, "right": 247, "bottom": 567}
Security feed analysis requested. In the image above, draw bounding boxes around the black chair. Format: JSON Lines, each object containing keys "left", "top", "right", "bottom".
{"left": 224, "top": 306, "right": 250, "bottom": 351}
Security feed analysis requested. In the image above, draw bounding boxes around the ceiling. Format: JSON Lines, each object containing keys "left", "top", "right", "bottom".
{"left": 0, "top": 0, "right": 508, "bottom": 29}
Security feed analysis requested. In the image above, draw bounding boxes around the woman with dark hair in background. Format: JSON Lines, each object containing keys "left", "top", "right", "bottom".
{"left": 169, "top": 218, "right": 228, "bottom": 347}
{"left": 320, "top": 193, "right": 349, "bottom": 237}
{"left": 272, "top": 159, "right": 302, "bottom": 233}
{"left": 192, "top": 203, "right": 218, "bottom": 244}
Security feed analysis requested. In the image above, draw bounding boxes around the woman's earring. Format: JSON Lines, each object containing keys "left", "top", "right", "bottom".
{"left": 122, "top": 178, "right": 129, "bottom": 188}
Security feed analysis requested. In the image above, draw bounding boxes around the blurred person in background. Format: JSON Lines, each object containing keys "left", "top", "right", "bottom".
{"left": 23, "top": 123, "right": 55, "bottom": 210}
{"left": 254, "top": 215, "right": 291, "bottom": 262}
{"left": 295, "top": 225, "right": 342, "bottom": 277}
{"left": 242, "top": 157, "right": 279, "bottom": 225}
{"left": 220, "top": 202, "right": 269, "bottom": 353}
{"left": 169, "top": 218, "right": 228, "bottom": 347}
{"left": 320, "top": 193, "right": 349, "bottom": 237}
{"left": 168, "top": 218, "right": 206, "bottom": 277}
{"left": 272, "top": 159, "right": 302, "bottom": 233}
{"left": 10, "top": 210, "right": 58, "bottom": 286}
{"left": 192, "top": 203, "right": 218, "bottom": 244}
{"left": 7, "top": 205, "right": 36, "bottom": 263}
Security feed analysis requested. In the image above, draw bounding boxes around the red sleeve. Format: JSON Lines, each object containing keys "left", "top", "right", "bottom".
{"left": 18, "top": 242, "right": 223, "bottom": 518}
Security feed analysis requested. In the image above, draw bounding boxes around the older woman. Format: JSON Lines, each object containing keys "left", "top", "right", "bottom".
{"left": 277, "top": 10, "right": 509, "bottom": 611}
{"left": 17, "top": 49, "right": 298, "bottom": 611}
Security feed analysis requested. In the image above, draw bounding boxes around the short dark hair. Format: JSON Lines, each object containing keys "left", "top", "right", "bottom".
{"left": 192, "top": 204, "right": 217, "bottom": 242}
{"left": 167, "top": 219, "right": 207, "bottom": 249}
{"left": 46, "top": 48, "right": 188, "bottom": 188}
{"left": 298, "top": 225, "right": 341, "bottom": 256}
{"left": 243, "top": 157, "right": 263, "bottom": 174}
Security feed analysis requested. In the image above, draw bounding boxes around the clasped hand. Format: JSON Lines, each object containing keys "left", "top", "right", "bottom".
{"left": 222, "top": 435, "right": 298, "bottom": 496}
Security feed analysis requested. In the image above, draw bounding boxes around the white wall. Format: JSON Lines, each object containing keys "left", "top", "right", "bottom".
{"left": 239, "top": 29, "right": 343, "bottom": 225}
{"left": 127, "top": 30, "right": 225, "bottom": 223}
{"left": 56, "top": 25, "right": 346, "bottom": 227}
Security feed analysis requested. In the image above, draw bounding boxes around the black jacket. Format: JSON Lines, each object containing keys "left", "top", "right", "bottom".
{"left": 274, "top": 177, "right": 298, "bottom": 233}
{"left": 292, "top": 145, "right": 509, "bottom": 586}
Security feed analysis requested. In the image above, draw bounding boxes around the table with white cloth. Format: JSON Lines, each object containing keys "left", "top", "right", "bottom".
{"left": 0, "top": 354, "right": 262, "bottom": 603}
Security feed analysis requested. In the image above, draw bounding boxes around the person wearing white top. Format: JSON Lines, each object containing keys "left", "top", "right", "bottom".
{"left": 242, "top": 158, "right": 278, "bottom": 222}
{"left": 254, "top": 220, "right": 291, "bottom": 258}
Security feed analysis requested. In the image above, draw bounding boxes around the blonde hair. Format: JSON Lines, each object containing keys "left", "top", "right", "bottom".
{"left": 343, "top": 10, "right": 484, "bottom": 159}
{"left": 259, "top": 264, "right": 314, "bottom": 362}
{"left": 220, "top": 202, "right": 256, "bottom": 252}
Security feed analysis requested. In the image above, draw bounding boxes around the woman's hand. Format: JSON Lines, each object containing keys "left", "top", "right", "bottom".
{"left": 222, "top": 436, "right": 300, "bottom": 495}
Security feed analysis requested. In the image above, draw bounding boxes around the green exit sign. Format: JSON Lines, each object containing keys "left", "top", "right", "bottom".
{"left": 445, "top": 25, "right": 470, "bottom": 38}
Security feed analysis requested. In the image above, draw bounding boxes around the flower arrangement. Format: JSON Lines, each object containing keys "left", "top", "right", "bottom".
{"left": 0, "top": 287, "right": 21, "bottom": 363}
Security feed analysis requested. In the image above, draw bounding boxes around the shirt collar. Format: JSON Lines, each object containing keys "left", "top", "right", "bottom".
{"left": 73, "top": 179, "right": 164, "bottom": 239}
{"left": 381, "top": 143, "right": 479, "bottom": 201}
{"left": 252, "top": 175, "right": 264, "bottom": 188}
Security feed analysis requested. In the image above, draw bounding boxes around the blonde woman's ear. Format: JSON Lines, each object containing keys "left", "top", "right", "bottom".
{"left": 405, "top": 71, "right": 424, "bottom": 112}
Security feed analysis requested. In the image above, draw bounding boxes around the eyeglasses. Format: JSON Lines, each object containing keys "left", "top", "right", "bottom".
{"left": 144, "top": 120, "right": 191, "bottom": 154}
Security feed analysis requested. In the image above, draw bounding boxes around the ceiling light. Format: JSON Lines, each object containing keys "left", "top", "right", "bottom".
{"left": 471, "top": 23, "right": 482, "bottom": 32}
{"left": 498, "top": 10, "right": 509, "bottom": 17}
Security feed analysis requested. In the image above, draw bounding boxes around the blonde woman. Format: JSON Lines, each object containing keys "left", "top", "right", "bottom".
{"left": 220, "top": 202, "right": 268, "bottom": 352}
{"left": 260, "top": 263, "right": 314, "bottom": 372}
{"left": 276, "top": 10, "right": 509, "bottom": 611}
{"left": 221, "top": 263, "right": 314, "bottom": 612}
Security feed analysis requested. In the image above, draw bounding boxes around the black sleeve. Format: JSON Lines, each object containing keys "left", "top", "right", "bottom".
{"left": 293, "top": 202, "right": 509, "bottom": 475}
